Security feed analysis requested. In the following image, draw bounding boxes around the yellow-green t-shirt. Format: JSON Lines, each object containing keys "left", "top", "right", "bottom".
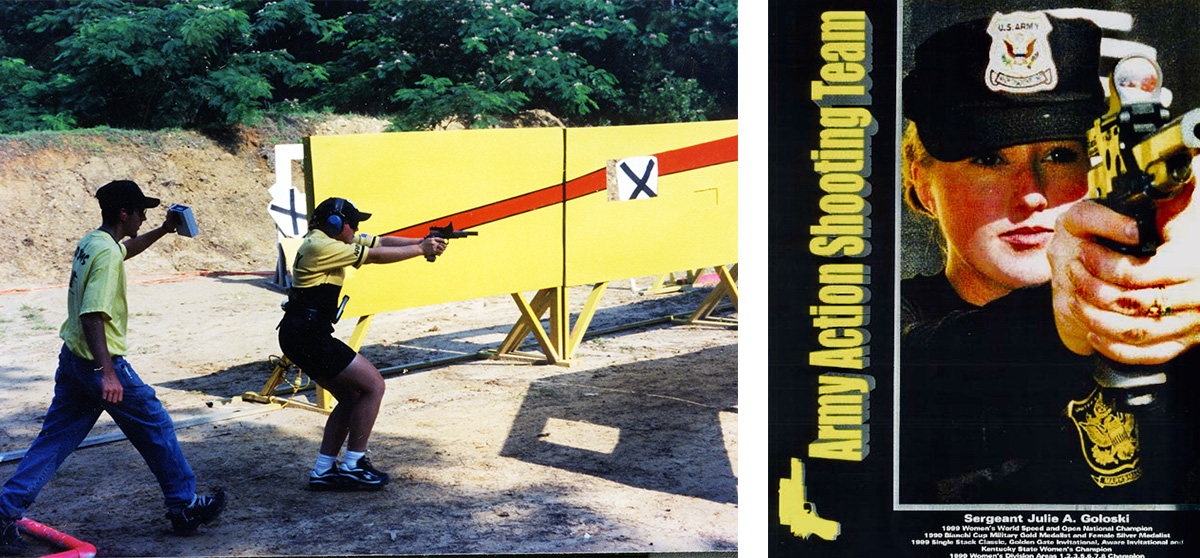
{"left": 292, "top": 229, "right": 379, "bottom": 288}
{"left": 60, "top": 230, "right": 128, "bottom": 360}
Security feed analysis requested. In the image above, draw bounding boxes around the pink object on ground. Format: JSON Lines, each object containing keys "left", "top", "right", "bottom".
{"left": 15, "top": 518, "right": 96, "bottom": 558}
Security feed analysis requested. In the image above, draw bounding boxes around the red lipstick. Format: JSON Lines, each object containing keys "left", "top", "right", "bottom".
{"left": 1000, "top": 226, "right": 1053, "bottom": 249}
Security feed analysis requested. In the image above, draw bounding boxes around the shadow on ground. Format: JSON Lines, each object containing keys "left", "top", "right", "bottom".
{"left": 501, "top": 344, "right": 737, "bottom": 505}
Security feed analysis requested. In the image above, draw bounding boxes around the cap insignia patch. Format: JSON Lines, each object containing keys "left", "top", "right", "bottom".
{"left": 985, "top": 11, "right": 1058, "bottom": 94}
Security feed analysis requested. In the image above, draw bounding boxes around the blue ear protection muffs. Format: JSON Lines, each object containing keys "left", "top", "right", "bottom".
{"left": 320, "top": 198, "right": 347, "bottom": 236}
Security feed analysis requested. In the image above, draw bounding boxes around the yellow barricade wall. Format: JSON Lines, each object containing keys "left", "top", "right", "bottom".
{"left": 304, "top": 128, "right": 565, "bottom": 318}
{"left": 563, "top": 121, "right": 738, "bottom": 287}
{"left": 302, "top": 121, "right": 738, "bottom": 319}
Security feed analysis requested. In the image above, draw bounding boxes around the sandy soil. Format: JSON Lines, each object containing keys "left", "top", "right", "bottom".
{"left": 0, "top": 116, "right": 737, "bottom": 556}
{"left": 0, "top": 271, "right": 737, "bottom": 556}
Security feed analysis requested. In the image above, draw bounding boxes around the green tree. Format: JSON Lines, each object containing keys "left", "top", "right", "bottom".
{"left": 0, "top": 57, "right": 75, "bottom": 132}
{"left": 29, "top": 0, "right": 330, "bottom": 129}
{"left": 620, "top": 0, "right": 737, "bottom": 122}
{"left": 309, "top": 1, "right": 470, "bottom": 119}
{"left": 0, "top": 2, "right": 74, "bottom": 132}
{"left": 1, "top": 0, "right": 736, "bottom": 132}
{"left": 313, "top": 0, "right": 737, "bottom": 129}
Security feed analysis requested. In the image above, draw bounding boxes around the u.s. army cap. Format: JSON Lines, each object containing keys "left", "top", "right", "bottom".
{"left": 903, "top": 11, "right": 1106, "bottom": 162}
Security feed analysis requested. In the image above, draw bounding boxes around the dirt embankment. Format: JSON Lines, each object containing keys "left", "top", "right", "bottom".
{"left": 0, "top": 115, "right": 392, "bottom": 287}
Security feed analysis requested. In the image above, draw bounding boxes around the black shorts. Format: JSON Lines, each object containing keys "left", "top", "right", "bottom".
{"left": 277, "top": 313, "right": 356, "bottom": 381}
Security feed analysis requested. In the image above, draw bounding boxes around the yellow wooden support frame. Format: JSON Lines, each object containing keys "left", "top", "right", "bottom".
{"left": 241, "top": 315, "right": 375, "bottom": 413}
{"left": 495, "top": 289, "right": 557, "bottom": 363}
{"left": 567, "top": 282, "right": 608, "bottom": 360}
{"left": 641, "top": 272, "right": 684, "bottom": 294}
{"left": 635, "top": 268, "right": 724, "bottom": 295}
{"left": 689, "top": 264, "right": 738, "bottom": 325}
{"left": 506, "top": 288, "right": 563, "bottom": 364}
{"left": 549, "top": 285, "right": 568, "bottom": 363}
{"left": 241, "top": 355, "right": 331, "bottom": 414}
{"left": 492, "top": 282, "right": 610, "bottom": 365}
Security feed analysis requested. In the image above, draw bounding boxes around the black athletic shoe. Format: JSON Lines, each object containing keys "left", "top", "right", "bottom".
{"left": 336, "top": 457, "right": 389, "bottom": 489}
{"left": 308, "top": 465, "right": 346, "bottom": 491}
{"left": 0, "top": 519, "right": 29, "bottom": 556}
{"left": 166, "top": 490, "right": 226, "bottom": 535}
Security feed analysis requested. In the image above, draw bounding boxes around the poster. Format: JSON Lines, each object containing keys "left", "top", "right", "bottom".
{"left": 769, "top": 1, "right": 1200, "bottom": 555}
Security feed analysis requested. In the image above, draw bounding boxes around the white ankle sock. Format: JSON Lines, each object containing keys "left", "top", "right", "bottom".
{"left": 342, "top": 450, "right": 365, "bottom": 470}
{"left": 313, "top": 453, "right": 337, "bottom": 474}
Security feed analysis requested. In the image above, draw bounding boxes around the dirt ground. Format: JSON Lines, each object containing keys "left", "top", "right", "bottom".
{"left": 0, "top": 120, "right": 738, "bottom": 556}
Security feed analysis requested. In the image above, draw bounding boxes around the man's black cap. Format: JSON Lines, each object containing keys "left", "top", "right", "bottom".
{"left": 95, "top": 180, "right": 160, "bottom": 211}
{"left": 312, "top": 197, "right": 372, "bottom": 228}
{"left": 903, "top": 11, "right": 1106, "bottom": 162}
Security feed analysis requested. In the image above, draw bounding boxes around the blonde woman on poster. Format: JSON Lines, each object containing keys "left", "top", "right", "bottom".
{"left": 899, "top": 9, "right": 1200, "bottom": 503}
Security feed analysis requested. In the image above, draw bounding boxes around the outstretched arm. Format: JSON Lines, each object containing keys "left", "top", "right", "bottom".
{"left": 363, "top": 237, "right": 446, "bottom": 264}
{"left": 376, "top": 236, "right": 424, "bottom": 248}
{"left": 123, "top": 211, "right": 179, "bottom": 260}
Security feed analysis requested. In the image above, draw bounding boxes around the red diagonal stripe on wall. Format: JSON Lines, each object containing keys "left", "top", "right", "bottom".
{"left": 386, "top": 134, "right": 737, "bottom": 237}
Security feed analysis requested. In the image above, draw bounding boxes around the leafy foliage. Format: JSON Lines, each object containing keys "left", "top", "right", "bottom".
{"left": 20, "top": 0, "right": 331, "bottom": 130}
{"left": 0, "top": 57, "right": 75, "bottom": 131}
{"left": 0, "top": 0, "right": 737, "bottom": 133}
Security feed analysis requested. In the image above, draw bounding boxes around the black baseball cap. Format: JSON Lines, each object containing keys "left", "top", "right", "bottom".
{"left": 312, "top": 197, "right": 372, "bottom": 228}
{"left": 903, "top": 11, "right": 1106, "bottom": 162}
{"left": 95, "top": 180, "right": 160, "bottom": 211}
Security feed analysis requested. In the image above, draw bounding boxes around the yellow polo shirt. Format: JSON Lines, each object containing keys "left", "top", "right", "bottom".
{"left": 292, "top": 229, "right": 379, "bottom": 288}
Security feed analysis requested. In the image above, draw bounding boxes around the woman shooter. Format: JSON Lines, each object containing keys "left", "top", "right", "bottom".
{"left": 279, "top": 197, "right": 446, "bottom": 490}
{"left": 899, "top": 11, "right": 1200, "bottom": 503}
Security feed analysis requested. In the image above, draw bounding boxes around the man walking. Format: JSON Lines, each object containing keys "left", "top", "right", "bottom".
{"left": 1, "top": 180, "right": 224, "bottom": 554}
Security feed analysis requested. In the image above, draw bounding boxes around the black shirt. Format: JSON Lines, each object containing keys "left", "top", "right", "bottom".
{"left": 899, "top": 273, "right": 1200, "bottom": 504}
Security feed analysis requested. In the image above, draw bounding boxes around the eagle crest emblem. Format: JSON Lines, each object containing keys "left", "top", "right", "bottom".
{"left": 1068, "top": 388, "right": 1142, "bottom": 488}
{"left": 985, "top": 11, "right": 1058, "bottom": 93}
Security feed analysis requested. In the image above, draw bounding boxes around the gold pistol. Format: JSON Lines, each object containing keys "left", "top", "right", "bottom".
{"left": 779, "top": 458, "right": 840, "bottom": 541}
{"left": 1086, "top": 55, "right": 1200, "bottom": 407}
{"left": 1087, "top": 55, "right": 1200, "bottom": 254}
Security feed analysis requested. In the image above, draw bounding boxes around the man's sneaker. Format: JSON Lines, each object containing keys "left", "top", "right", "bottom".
{"left": 166, "top": 490, "right": 226, "bottom": 535}
{"left": 336, "top": 457, "right": 390, "bottom": 489}
{"left": 0, "top": 518, "right": 29, "bottom": 556}
{"left": 308, "top": 465, "right": 346, "bottom": 491}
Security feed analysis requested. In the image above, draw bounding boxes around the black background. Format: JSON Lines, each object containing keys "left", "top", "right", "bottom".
{"left": 768, "top": 0, "right": 899, "bottom": 555}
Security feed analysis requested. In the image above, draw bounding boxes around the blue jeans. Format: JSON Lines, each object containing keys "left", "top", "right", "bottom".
{"left": 0, "top": 345, "right": 195, "bottom": 519}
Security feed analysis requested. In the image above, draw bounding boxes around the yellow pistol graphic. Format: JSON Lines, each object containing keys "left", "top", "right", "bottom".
{"left": 779, "top": 458, "right": 840, "bottom": 541}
